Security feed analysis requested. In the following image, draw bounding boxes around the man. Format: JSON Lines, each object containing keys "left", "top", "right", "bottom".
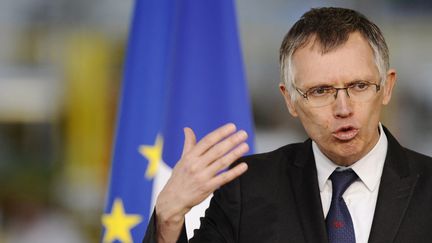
{"left": 144, "top": 7, "right": 432, "bottom": 243}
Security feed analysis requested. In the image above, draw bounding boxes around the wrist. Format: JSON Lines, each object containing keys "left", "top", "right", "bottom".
{"left": 155, "top": 196, "right": 189, "bottom": 226}
{"left": 155, "top": 202, "right": 186, "bottom": 243}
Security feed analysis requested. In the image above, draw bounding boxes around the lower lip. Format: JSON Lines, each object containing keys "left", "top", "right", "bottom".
{"left": 332, "top": 128, "right": 359, "bottom": 141}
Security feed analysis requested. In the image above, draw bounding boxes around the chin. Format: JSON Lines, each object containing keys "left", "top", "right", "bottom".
{"left": 328, "top": 142, "right": 363, "bottom": 165}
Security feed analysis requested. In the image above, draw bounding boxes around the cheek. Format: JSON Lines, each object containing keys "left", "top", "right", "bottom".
{"left": 358, "top": 99, "right": 382, "bottom": 124}
{"left": 297, "top": 107, "right": 332, "bottom": 138}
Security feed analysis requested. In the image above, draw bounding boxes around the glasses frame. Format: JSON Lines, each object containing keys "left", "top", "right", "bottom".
{"left": 295, "top": 81, "right": 381, "bottom": 104}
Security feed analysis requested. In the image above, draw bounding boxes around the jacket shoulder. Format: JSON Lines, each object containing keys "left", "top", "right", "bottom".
{"left": 403, "top": 147, "right": 432, "bottom": 173}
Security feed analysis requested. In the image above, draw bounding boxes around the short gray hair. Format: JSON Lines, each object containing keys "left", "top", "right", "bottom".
{"left": 279, "top": 7, "right": 389, "bottom": 100}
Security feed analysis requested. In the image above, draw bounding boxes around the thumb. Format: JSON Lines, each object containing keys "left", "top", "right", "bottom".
{"left": 182, "top": 127, "right": 196, "bottom": 156}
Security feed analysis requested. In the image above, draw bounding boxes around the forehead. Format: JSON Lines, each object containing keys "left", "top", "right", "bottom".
{"left": 292, "top": 32, "right": 379, "bottom": 87}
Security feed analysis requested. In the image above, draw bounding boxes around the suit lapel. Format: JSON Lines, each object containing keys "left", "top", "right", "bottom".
{"left": 288, "top": 139, "right": 328, "bottom": 243}
{"left": 368, "top": 128, "right": 419, "bottom": 243}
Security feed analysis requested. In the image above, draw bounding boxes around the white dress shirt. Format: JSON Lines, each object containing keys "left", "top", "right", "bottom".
{"left": 313, "top": 124, "right": 388, "bottom": 243}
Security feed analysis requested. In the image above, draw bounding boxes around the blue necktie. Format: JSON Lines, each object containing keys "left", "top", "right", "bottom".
{"left": 326, "top": 169, "right": 358, "bottom": 243}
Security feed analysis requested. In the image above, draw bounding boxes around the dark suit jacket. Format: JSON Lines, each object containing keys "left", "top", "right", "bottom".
{"left": 144, "top": 127, "right": 432, "bottom": 243}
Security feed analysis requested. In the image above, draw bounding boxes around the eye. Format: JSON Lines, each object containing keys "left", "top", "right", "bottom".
{"left": 307, "top": 86, "right": 334, "bottom": 97}
{"left": 350, "top": 81, "right": 370, "bottom": 91}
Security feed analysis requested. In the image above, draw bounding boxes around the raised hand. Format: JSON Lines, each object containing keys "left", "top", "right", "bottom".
{"left": 155, "top": 123, "right": 249, "bottom": 243}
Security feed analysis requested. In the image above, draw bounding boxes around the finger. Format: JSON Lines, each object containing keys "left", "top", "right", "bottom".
{"left": 206, "top": 162, "right": 248, "bottom": 190}
{"left": 181, "top": 127, "right": 196, "bottom": 156}
{"left": 198, "top": 130, "right": 247, "bottom": 167}
{"left": 189, "top": 123, "right": 237, "bottom": 157}
{"left": 205, "top": 142, "right": 249, "bottom": 176}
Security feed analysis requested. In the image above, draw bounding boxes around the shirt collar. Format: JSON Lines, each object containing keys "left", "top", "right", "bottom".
{"left": 314, "top": 123, "right": 388, "bottom": 192}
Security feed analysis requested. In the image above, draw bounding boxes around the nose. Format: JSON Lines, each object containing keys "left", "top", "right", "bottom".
{"left": 333, "top": 89, "right": 353, "bottom": 118}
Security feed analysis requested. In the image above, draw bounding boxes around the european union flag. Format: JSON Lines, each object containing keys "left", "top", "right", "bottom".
{"left": 102, "top": 0, "right": 255, "bottom": 242}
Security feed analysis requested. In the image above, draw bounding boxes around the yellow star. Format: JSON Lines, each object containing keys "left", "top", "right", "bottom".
{"left": 139, "top": 135, "right": 163, "bottom": 179}
{"left": 102, "top": 198, "right": 142, "bottom": 243}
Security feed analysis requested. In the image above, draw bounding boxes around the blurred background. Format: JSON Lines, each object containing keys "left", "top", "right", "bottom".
{"left": 0, "top": 0, "right": 431, "bottom": 242}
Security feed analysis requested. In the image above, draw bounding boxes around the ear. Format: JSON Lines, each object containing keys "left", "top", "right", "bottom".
{"left": 382, "top": 69, "right": 397, "bottom": 105}
{"left": 279, "top": 83, "right": 298, "bottom": 117}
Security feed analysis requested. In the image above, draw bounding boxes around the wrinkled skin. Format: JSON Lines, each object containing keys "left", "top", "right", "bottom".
{"left": 279, "top": 32, "right": 396, "bottom": 166}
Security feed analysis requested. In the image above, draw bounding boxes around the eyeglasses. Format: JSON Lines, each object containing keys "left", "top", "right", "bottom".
{"left": 295, "top": 81, "right": 381, "bottom": 108}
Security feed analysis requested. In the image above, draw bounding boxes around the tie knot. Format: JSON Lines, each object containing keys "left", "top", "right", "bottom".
{"left": 329, "top": 169, "right": 358, "bottom": 199}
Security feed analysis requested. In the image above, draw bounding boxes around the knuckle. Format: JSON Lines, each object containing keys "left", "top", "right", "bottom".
{"left": 183, "top": 163, "right": 198, "bottom": 175}
{"left": 232, "top": 150, "right": 243, "bottom": 159}
{"left": 231, "top": 148, "right": 242, "bottom": 157}
{"left": 197, "top": 183, "right": 210, "bottom": 194}
{"left": 212, "top": 144, "right": 226, "bottom": 156}
{"left": 227, "top": 135, "right": 239, "bottom": 146}
{"left": 218, "top": 158, "right": 231, "bottom": 168}
{"left": 180, "top": 153, "right": 191, "bottom": 162}
{"left": 202, "top": 134, "right": 218, "bottom": 147}
{"left": 234, "top": 130, "right": 247, "bottom": 142}
{"left": 219, "top": 172, "right": 230, "bottom": 183}
{"left": 226, "top": 150, "right": 240, "bottom": 162}
{"left": 233, "top": 143, "right": 248, "bottom": 157}
{"left": 192, "top": 173, "right": 205, "bottom": 184}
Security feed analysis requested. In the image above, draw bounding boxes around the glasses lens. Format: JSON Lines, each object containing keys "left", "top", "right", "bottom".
{"left": 348, "top": 85, "right": 376, "bottom": 102}
{"left": 307, "top": 94, "right": 335, "bottom": 107}
{"left": 305, "top": 84, "right": 378, "bottom": 107}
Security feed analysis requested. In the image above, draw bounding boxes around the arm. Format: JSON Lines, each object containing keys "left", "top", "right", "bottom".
{"left": 150, "top": 123, "right": 249, "bottom": 243}
{"left": 190, "top": 173, "right": 242, "bottom": 243}
{"left": 143, "top": 210, "right": 188, "bottom": 243}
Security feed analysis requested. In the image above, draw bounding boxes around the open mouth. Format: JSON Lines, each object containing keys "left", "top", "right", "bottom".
{"left": 332, "top": 126, "right": 359, "bottom": 141}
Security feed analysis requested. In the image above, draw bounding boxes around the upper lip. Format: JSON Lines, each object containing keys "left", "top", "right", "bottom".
{"left": 333, "top": 125, "right": 358, "bottom": 133}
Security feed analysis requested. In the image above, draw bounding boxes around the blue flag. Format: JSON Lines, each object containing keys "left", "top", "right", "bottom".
{"left": 102, "top": 0, "right": 255, "bottom": 242}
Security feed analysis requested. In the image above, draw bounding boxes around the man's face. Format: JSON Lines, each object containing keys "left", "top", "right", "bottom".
{"left": 280, "top": 32, "right": 396, "bottom": 165}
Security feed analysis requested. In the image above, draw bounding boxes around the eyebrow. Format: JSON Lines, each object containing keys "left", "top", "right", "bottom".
{"left": 299, "top": 76, "right": 378, "bottom": 90}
